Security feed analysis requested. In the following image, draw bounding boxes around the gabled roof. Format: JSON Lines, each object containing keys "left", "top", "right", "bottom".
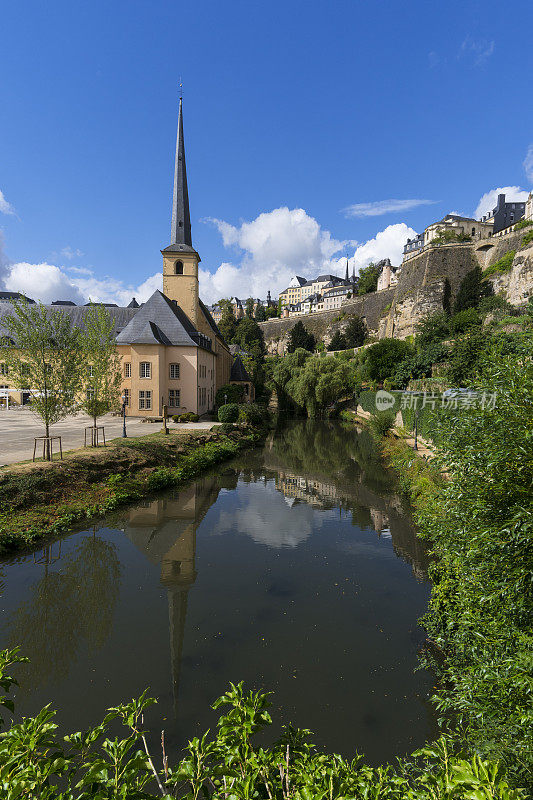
{"left": 0, "top": 302, "right": 137, "bottom": 340}
{"left": 230, "top": 354, "right": 251, "bottom": 382}
{"left": 116, "top": 290, "right": 198, "bottom": 347}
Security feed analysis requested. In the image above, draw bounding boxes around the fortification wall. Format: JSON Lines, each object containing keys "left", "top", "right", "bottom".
{"left": 258, "top": 288, "right": 396, "bottom": 354}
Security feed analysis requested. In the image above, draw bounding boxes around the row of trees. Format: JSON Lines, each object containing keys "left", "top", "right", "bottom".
{"left": 0, "top": 300, "right": 122, "bottom": 456}
{"left": 285, "top": 315, "right": 368, "bottom": 355}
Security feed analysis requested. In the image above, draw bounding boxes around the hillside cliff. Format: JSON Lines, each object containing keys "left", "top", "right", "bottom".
{"left": 259, "top": 227, "right": 533, "bottom": 351}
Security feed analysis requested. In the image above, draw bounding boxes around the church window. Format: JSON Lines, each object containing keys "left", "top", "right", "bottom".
{"left": 139, "top": 390, "right": 152, "bottom": 410}
{"left": 169, "top": 389, "right": 180, "bottom": 407}
{"left": 124, "top": 362, "right": 131, "bottom": 378}
{"left": 169, "top": 363, "right": 180, "bottom": 379}
{"left": 140, "top": 362, "right": 151, "bottom": 379}
{"left": 123, "top": 388, "right": 129, "bottom": 406}
{"left": 175, "top": 260, "right": 184, "bottom": 275}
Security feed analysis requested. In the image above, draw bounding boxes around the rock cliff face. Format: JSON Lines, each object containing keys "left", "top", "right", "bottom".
{"left": 259, "top": 230, "right": 533, "bottom": 350}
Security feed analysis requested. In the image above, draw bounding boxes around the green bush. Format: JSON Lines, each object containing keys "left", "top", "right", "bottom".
{"left": 147, "top": 467, "right": 176, "bottom": 490}
{"left": 218, "top": 403, "right": 240, "bottom": 423}
{"left": 483, "top": 250, "right": 516, "bottom": 278}
{"left": 513, "top": 218, "right": 533, "bottom": 230}
{"left": 362, "top": 338, "right": 413, "bottom": 382}
{"left": 449, "top": 307, "right": 481, "bottom": 334}
{"left": 176, "top": 412, "right": 200, "bottom": 423}
{"left": 238, "top": 402, "right": 266, "bottom": 427}
{"left": 522, "top": 228, "right": 533, "bottom": 248}
{"left": 171, "top": 414, "right": 181, "bottom": 423}
{"left": 218, "top": 422, "right": 237, "bottom": 434}
{"left": 215, "top": 383, "right": 244, "bottom": 407}
{"left": 368, "top": 408, "right": 395, "bottom": 437}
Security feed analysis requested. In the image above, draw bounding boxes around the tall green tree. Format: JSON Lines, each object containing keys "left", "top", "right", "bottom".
{"left": 344, "top": 315, "right": 367, "bottom": 347}
{"left": 255, "top": 304, "right": 267, "bottom": 322}
{"left": 217, "top": 299, "right": 238, "bottom": 342}
{"left": 327, "top": 330, "right": 347, "bottom": 351}
{"left": 454, "top": 266, "right": 488, "bottom": 313}
{"left": 80, "top": 303, "right": 123, "bottom": 437}
{"left": 0, "top": 300, "right": 82, "bottom": 458}
{"left": 245, "top": 297, "right": 255, "bottom": 318}
{"left": 233, "top": 317, "right": 266, "bottom": 387}
{"left": 357, "top": 263, "right": 380, "bottom": 295}
{"left": 287, "top": 320, "right": 315, "bottom": 353}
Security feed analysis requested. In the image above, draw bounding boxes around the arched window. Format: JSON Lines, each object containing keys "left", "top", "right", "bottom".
{"left": 175, "top": 260, "right": 184, "bottom": 275}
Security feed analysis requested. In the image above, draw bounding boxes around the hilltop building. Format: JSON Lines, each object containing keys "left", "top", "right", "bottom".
{"left": 480, "top": 193, "right": 526, "bottom": 233}
{"left": 0, "top": 97, "right": 232, "bottom": 416}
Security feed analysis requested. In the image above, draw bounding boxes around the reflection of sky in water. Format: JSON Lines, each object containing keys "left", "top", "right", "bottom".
{"left": 213, "top": 479, "right": 323, "bottom": 549}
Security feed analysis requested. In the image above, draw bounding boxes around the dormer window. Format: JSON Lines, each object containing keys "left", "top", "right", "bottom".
{"left": 175, "top": 260, "right": 184, "bottom": 275}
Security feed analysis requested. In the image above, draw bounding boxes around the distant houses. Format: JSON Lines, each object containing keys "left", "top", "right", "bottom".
{"left": 403, "top": 191, "right": 533, "bottom": 262}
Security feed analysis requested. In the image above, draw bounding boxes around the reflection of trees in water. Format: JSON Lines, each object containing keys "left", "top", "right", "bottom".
{"left": 8, "top": 533, "right": 121, "bottom": 689}
{"left": 271, "top": 419, "right": 394, "bottom": 494}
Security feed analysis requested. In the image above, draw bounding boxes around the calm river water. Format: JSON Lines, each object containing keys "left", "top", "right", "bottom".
{"left": 0, "top": 420, "right": 435, "bottom": 763}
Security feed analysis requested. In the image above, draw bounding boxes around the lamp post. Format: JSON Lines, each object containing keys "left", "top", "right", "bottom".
{"left": 121, "top": 394, "right": 127, "bottom": 438}
{"left": 224, "top": 393, "right": 227, "bottom": 405}
{"left": 414, "top": 408, "right": 419, "bottom": 451}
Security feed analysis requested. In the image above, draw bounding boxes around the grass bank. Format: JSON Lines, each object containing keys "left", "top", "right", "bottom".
{"left": 0, "top": 426, "right": 264, "bottom": 555}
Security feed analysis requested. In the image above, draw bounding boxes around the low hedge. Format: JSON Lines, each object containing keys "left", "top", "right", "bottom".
{"left": 218, "top": 403, "right": 240, "bottom": 423}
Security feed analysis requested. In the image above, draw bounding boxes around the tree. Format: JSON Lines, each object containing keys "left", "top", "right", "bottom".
{"left": 286, "top": 356, "right": 355, "bottom": 416}
{"left": 327, "top": 330, "right": 347, "bottom": 351}
{"left": 362, "top": 338, "right": 413, "bottom": 382}
{"left": 218, "top": 300, "right": 238, "bottom": 343}
{"left": 443, "top": 278, "right": 452, "bottom": 315}
{"left": 454, "top": 266, "right": 488, "bottom": 313}
{"left": 266, "top": 305, "right": 278, "bottom": 319}
{"left": 215, "top": 383, "right": 244, "bottom": 406}
{"left": 0, "top": 300, "right": 82, "bottom": 459}
{"left": 245, "top": 297, "right": 255, "bottom": 318}
{"left": 79, "top": 304, "right": 123, "bottom": 439}
{"left": 415, "top": 312, "right": 450, "bottom": 350}
{"left": 287, "top": 321, "right": 315, "bottom": 353}
{"left": 232, "top": 317, "right": 266, "bottom": 379}
{"left": 255, "top": 304, "right": 267, "bottom": 322}
{"left": 344, "top": 316, "right": 367, "bottom": 347}
{"left": 357, "top": 263, "right": 380, "bottom": 295}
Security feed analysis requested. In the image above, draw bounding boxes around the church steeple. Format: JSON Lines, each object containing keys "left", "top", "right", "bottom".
{"left": 170, "top": 97, "right": 192, "bottom": 246}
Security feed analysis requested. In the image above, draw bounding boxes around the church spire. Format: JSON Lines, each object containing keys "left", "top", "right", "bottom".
{"left": 170, "top": 96, "right": 192, "bottom": 246}
{"left": 345, "top": 257, "right": 349, "bottom": 282}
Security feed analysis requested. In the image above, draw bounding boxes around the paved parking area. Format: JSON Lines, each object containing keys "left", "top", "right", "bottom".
{"left": 0, "top": 409, "right": 220, "bottom": 466}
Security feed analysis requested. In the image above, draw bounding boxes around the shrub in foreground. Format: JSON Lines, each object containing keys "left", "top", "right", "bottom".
{"left": 218, "top": 403, "right": 240, "bottom": 423}
{"left": 368, "top": 408, "right": 396, "bottom": 437}
{"left": 0, "top": 652, "right": 525, "bottom": 799}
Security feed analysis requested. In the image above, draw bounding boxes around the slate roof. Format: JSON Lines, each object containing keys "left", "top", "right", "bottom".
{"left": 0, "top": 291, "right": 36, "bottom": 304}
{"left": 0, "top": 302, "right": 137, "bottom": 341}
{"left": 230, "top": 354, "right": 251, "bottom": 382}
{"left": 199, "top": 299, "right": 225, "bottom": 341}
{"left": 116, "top": 291, "right": 199, "bottom": 347}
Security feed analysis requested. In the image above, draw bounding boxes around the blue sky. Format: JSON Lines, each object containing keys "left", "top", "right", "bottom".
{"left": 1, "top": 0, "right": 532, "bottom": 305}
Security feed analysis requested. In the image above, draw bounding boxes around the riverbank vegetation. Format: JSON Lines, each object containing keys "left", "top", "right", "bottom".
{"left": 0, "top": 425, "right": 265, "bottom": 555}
{"left": 380, "top": 342, "right": 533, "bottom": 790}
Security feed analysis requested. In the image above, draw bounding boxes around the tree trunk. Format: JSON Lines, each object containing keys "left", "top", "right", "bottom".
{"left": 45, "top": 420, "right": 50, "bottom": 461}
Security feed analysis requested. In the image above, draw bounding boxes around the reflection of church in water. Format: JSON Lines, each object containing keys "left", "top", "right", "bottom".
{"left": 121, "top": 455, "right": 428, "bottom": 714}
{"left": 122, "top": 475, "right": 227, "bottom": 715}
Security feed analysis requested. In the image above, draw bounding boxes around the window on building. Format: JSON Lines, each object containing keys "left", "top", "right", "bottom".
{"left": 88, "top": 365, "right": 94, "bottom": 378}
{"left": 124, "top": 362, "right": 131, "bottom": 378}
{"left": 139, "top": 390, "right": 152, "bottom": 410}
{"left": 140, "top": 362, "right": 151, "bottom": 379}
{"left": 169, "top": 389, "right": 180, "bottom": 407}
{"left": 175, "top": 260, "right": 184, "bottom": 275}
{"left": 472, "top": 227, "right": 476, "bottom": 236}
{"left": 123, "top": 388, "right": 130, "bottom": 406}
{"left": 169, "top": 362, "right": 180, "bottom": 379}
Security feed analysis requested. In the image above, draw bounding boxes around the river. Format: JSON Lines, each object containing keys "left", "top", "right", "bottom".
{"left": 0, "top": 419, "right": 435, "bottom": 764}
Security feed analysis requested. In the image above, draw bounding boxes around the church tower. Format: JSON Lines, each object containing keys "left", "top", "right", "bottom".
{"left": 162, "top": 96, "right": 201, "bottom": 327}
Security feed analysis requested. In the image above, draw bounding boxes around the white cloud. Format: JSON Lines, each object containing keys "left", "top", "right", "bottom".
{"left": 0, "top": 239, "right": 162, "bottom": 306}
{"left": 474, "top": 186, "right": 530, "bottom": 219}
{"left": 200, "top": 207, "right": 355, "bottom": 303}
{"left": 349, "top": 223, "right": 417, "bottom": 273}
{"left": 3, "top": 262, "right": 87, "bottom": 304}
{"left": 459, "top": 36, "right": 495, "bottom": 66}
{"left": 524, "top": 144, "right": 533, "bottom": 184}
{"left": 0, "top": 189, "right": 16, "bottom": 216}
{"left": 343, "top": 199, "right": 435, "bottom": 218}
{"left": 59, "top": 246, "right": 84, "bottom": 260}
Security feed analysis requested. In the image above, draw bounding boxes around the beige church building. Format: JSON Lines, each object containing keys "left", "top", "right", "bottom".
{"left": 0, "top": 98, "right": 233, "bottom": 417}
